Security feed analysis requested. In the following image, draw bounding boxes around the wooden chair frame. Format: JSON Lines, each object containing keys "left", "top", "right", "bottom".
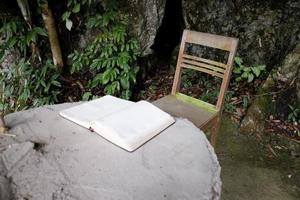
{"left": 154, "top": 30, "right": 238, "bottom": 146}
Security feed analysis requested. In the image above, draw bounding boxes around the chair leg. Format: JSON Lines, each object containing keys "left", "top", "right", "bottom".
{"left": 210, "top": 116, "right": 221, "bottom": 147}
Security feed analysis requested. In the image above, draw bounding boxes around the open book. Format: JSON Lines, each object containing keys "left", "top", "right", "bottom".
{"left": 59, "top": 95, "right": 175, "bottom": 151}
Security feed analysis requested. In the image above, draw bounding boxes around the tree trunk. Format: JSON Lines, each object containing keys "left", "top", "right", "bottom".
{"left": 39, "top": 0, "right": 64, "bottom": 70}
{"left": 0, "top": 112, "right": 7, "bottom": 134}
{"left": 16, "top": 0, "right": 41, "bottom": 63}
{"left": 16, "top": 0, "right": 32, "bottom": 27}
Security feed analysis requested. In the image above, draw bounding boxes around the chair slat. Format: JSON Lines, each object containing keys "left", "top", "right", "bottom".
{"left": 181, "top": 63, "right": 224, "bottom": 78}
{"left": 185, "top": 30, "right": 238, "bottom": 51}
{"left": 182, "top": 58, "right": 225, "bottom": 74}
{"left": 182, "top": 54, "right": 227, "bottom": 68}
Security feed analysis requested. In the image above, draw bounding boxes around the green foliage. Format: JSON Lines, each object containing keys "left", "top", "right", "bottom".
{"left": 200, "top": 90, "right": 219, "bottom": 103}
{"left": 223, "top": 91, "right": 236, "bottom": 113}
{"left": 0, "top": 19, "right": 46, "bottom": 59}
{"left": 0, "top": 18, "right": 61, "bottom": 114}
{"left": 0, "top": 19, "right": 26, "bottom": 55}
{"left": 200, "top": 90, "right": 236, "bottom": 113}
{"left": 0, "top": 59, "right": 61, "bottom": 113}
{"left": 242, "top": 95, "right": 249, "bottom": 109}
{"left": 233, "top": 57, "right": 266, "bottom": 83}
{"left": 181, "top": 69, "right": 235, "bottom": 113}
{"left": 288, "top": 104, "right": 300, "bottom": 123}
{"left": 69, "top": 11, "right": 140, "bottom": 100}
{"left": 181, "top": 69, "right": 196, "bottom": 88}
{"left": 62, "top": 0, "right": 97, "bottom": 31}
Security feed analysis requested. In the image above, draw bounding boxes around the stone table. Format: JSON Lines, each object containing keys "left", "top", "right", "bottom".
{"left": 0, "top": 103, "right": 221, "bottom": 200}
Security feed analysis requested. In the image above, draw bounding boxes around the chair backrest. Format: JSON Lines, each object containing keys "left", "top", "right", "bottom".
{"left": 171, "top": 30, "right": 239, "bottom": 111}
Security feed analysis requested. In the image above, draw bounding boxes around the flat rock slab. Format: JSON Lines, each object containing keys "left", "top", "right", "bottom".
{"left": 0, "top": 103, "right": 221, "bottom": 200}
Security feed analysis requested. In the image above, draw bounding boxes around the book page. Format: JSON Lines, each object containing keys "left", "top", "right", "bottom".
{"left": 91, "top": 101, "right": 175, "bottom": 151}
{"left": 59, "top": 95, "right": 134, "bottom": 128}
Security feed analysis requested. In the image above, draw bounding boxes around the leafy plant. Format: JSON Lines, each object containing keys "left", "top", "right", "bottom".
{"left": 0, "top": 59, "right": 61, "bottom": 114}
{"left": 181, "top": 69, "right": 194, "bottom": 88}
{"left": 200, "top": 90, "right": 219, "bottom": 104}
{"left": 200, "top": 90, "right": 236, "bottom": 113}
{"left": 69, "top": 11, "right": 140, "bottom": 100}
{"left": 288, "top": 104, "right": 300, "bottom": 123}
{"left": 233, "top": 57, "right": 266, "bottom": 83}
{"left": 223, "top": 91, "right": 236, "bottom": 113}
{"left": 0, "top": 18, "right": 61, "bottom": 114}
{"left": 242, "top": 95, "right": 249, "bottom": 109}
{"left": 62, "top": 0, "right": 97, "bottom": 31}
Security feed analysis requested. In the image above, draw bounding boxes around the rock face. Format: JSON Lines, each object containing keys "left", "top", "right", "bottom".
{"left": 0, "top": 49, "right": 20, "bottom": 69}
{"left": 57, "top": 0, "right": 300, "bottom": 66}
{"left": 183, "top": 0, "right": 300, "bottom": 66}
{"left": 115, "top": 0, "right": 300, "bottom": 69}
{"left": 240, "top": 43, "right": 300, "bottom": 134}
{"left": 277, "top": 43, "right": 300, "bottom": 103}
{"left": 118, "top": 0, "right": 166, "bottom": 56}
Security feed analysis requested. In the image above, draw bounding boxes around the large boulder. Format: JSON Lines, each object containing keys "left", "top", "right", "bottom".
{"left": 1, "top": 103, "right": 222, "bottom": 200}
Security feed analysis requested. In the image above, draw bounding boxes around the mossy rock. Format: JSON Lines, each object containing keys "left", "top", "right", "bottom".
{"left": 240, "top": 78, "right": 276, "bottom": 134}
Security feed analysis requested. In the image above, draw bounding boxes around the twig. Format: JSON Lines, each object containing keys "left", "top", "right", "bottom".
{"left": 266, "top": 144, "right": 278, "bottom": 157}
{"left": 290, "top": 138, "right": 300, "bottom": 144}
{"left": 1, "top": 133, "right": 16, "bottom": 137}
{"left": 76, "top": 80, "right": 85, "bottom": 92}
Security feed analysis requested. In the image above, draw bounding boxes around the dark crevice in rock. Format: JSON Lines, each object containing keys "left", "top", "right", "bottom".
{"left": 151, "top": 0, "right": 185, "bottom": 61}
{"left": 131, "top": 0, "right": 185, "bottom": 100}
{"left": 32, "top": 141, "right": 47, "bottom": 154}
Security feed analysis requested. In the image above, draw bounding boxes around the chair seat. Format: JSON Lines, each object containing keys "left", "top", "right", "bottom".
{"left": 153, "top": 94, "right": 219, "bottom": 129}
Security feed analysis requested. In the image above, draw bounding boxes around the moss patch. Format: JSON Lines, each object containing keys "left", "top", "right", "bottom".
{"left": 175, "top": 93, "right": 218, "bottom": 113}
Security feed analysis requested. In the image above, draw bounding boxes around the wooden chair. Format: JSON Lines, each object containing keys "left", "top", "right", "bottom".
{"left": 153, "top": 30, "right": 238, "bottom": 146}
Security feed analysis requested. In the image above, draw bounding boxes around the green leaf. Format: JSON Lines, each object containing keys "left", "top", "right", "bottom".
{"left": 120, "top": 77, "right": 129, "bottom": 89}
{"left": 62, "top": 11, "right": 71, "bottom": 21}
{"left": 66, "top": 19, "right": 73, "bottom": 31}
{"left": 241, "top": 72, "right": 248, "bottom": 78}
{"left": 33, "top": 27, "right": 47, "bottom": 37}
{"left": 102, "top": 70, "right": 110, "bottom": 84}
{"left": 233, "top": 67, "right": 241, "bottom": 74}
{"left": 82, "top": 92, "right": 92, "bottom": 101}
{"left": 258, "top": 65, "right": 266, "bottom": 71}
{"left": 252, "top": 67, "right": 261, "bottom": 77}
{"left": 247, "top": 73, "right": 254, "bottom": 83}
{"left": 41, "top": 80, "right": 46, "bottom": 88}
{"left": 129, "top": 72, "right": 136, "bottom": 83}
{"left": 72, "top": 4, "right": 81, "bottom": 13}
{"left": 244, "top": 67, "right": 251, "bottom": 72}
{"left": 52, "top": 80, "right": 61, "bottom": 87}
{"left": 87, "top": 17, "right": 97, "bottom": 28}
{"left": 234, "top": 57, "right": 243, "bottom": 66}
{"left": 7, "top": 37, "right": 17, "bottom": 48}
